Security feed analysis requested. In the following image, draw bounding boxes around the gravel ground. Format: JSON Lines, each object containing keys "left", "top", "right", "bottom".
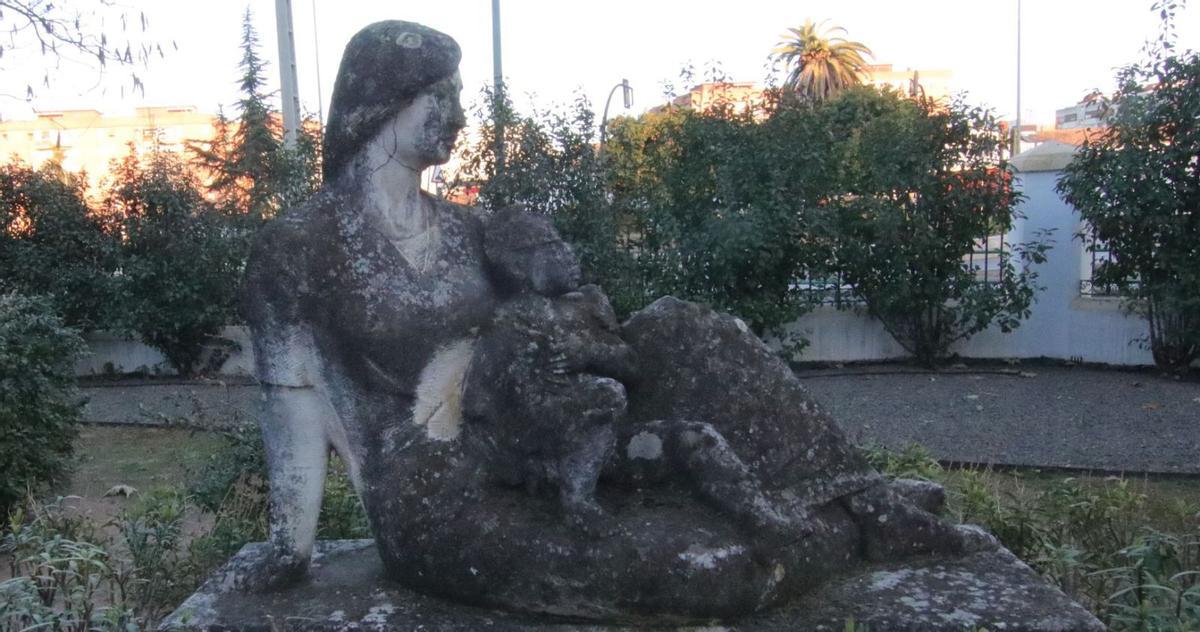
{"left": 798, "top": 365, "right": 1200, "bottom": 475}
{"left": 79, "top": 365, "right": 1200, "bottom": 474}
{"left": 80, "top": 379, "right": 259, "bottom": 428}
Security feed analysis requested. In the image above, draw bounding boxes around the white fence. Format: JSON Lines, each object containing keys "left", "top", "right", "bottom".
{"left": 77, "top": 142, "right": 1159, "bottom": 376}
{"left": 780, "top": 141, "right": 1155, "bottom": 366}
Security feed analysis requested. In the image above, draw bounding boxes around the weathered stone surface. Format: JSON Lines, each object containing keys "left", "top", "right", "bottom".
{"left": 231, "top": 16, "right": 1100, "bottom": 626}
{"left": 161, "top": 540, "right": 1104, "bottom": 631}
{"left": 324, "top": 20, "right": 462, "bottom": 180}
{"left": 483, "top": 207, "right": 582, "bottom": 297}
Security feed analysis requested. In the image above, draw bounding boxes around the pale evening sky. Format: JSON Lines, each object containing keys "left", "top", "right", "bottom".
{"left": 4, "top": 0, "right": 1198, "bottom": 128}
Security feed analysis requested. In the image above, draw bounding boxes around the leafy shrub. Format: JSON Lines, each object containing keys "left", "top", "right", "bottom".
{"left": 105, "top": 151, "right": 244, "bottom": 376}
{"left": 826, "top": 90, "right": 1051, "bottom": 366}
{"left": 0, "top": 161, "right": 118, "bottom": 330}
{"left": 1057, "top": 52, "right": 1200, "bottom": 373}
{"left": 861, "top": 442, "right": 943, "bottom": 481}
{"left": 115, "top": 488, "right": 194, "bottom": 620}
{"left": 0, "top": 498, "right": 138, "bottom": 630}
{"left": 0, "top": 294, "right": 85, "bottom": 517}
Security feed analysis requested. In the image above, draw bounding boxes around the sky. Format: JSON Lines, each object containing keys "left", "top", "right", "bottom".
{"left": 3, "top": 0, "right": 1198, "bottom": 128}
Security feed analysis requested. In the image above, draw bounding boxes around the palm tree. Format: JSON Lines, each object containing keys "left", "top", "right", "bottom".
{"left": 774, "top": 20, "right": 873, "bottom": 102}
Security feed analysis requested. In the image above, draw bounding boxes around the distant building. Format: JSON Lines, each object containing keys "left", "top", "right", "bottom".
{"left": 1023, "top": 94, "right": 1110, "bottom": 148}
{"left": 1055, "top": 93, "right": 1106, "bottom": 129}
{"left": 0, "top": 106, "right": 223, "bottom": 192}
{"left": 864, "top": 64, "right": 954, "bottom": 102}
{"left": 665, "top": 82, "right": 767, "bottom": 113}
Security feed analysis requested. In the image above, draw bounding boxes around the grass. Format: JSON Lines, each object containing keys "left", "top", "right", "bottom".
{"left": 65, "top": 425, "right": 226, "bottom": 498}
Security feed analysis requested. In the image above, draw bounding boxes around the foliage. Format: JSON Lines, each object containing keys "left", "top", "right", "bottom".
{"left": 0, "top": 0, "right": 164, "bottom": 100}
{"left": 189, "top": 9, "right": 322, "bottom": 224}
{"left": 455, "top": 87, "right": 639, "bottom": 316}
{"left": 0, "top": 161, "right": 118, "bottom": 330}
{"left": 456, "top": 86, "right": 831, "bottom": 339}
{"left": 105, "top": 150, "right": 243, "bottom": 377}
{"left": 456, "top": 83, "right": 1048, "bottom": 361}
{"left": 0, "top": 294, "right": 84, "bottom": 518}
{"left": 826, "top": 89, "right": 1051, "bottom": 366}
{"left": 869, "top": 444, "right": 1200, "bottom": 630}
{"left": 604, "top": 97, "right": 835, "bottom": 336}
{"left": 1056, "top": 51, "right": 1200, "bottom": 372}
{"left": 2, "top": 453, "right": 369, "bottom": 628}
{"left": 862, "top": 442, "right": 943, "bottom": 481}
{"left": 774, "top": 19, "right": 873, "bottom": 102}
{"left": 0, "top": 497, "right": 138, "bottom": 630}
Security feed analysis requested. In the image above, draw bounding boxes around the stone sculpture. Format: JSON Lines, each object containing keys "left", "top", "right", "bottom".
{"left": 239, "top": 19, "right": 1000, "bottom": 625}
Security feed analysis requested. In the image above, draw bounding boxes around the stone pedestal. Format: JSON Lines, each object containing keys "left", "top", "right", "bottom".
{"left": 161, "top": 540, "right": 1104, "bottom": 631}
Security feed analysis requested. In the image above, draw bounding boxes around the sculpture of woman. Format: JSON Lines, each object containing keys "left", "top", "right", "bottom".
{"left": 242, "top": 20, "right": 989, "bottom": 624}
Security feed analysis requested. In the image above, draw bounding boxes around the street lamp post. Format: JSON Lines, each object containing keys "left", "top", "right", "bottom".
{"left": 492, "top": 0, "right": 505, "bottom": 175}
{"left": 600, "top": 79, "right": 633, "bottom": 149}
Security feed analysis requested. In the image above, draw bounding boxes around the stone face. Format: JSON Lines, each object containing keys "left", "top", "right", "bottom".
{"left": 161, "top": 540, "right": 1105, "bottom": 631}
{"left": 323, "top": 21, "right": 462, "bottom": 180}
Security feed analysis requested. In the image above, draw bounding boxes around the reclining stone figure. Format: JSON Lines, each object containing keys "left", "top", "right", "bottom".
{"left": 241, "top": 18, "right": 994, "bottom": 624}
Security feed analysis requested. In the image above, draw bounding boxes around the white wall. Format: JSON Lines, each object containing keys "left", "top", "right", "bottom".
{"left": 783, "top": 142, "right": 1156, "bottom": 366}
{"left": 76, "top": 326, "right": 256, "bottom": 377}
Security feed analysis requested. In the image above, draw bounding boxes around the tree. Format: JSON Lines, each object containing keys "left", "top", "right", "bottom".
{"left": 106, "top": 149, "right": 242, "bottom": 376}
{"left": 0, "top": 160, "right": 118, "bottom": 330}
{"left": 826, "top": 89, "right": 1050, "bottom": 366}
{"left": 190, "top": 8, "right": 320, "bottom": 223}
{"left": 1056, "top": 52, "right": 1200, "bottom": 372}
{"left": 774, "top": 19, "right": 873, "bottom": 102}
{"left": 0, "top": 0, "right": 164, "bottom": 100}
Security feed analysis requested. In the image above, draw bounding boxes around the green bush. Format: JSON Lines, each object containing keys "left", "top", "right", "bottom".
{"left": 826, "top": 90, "right": 1051, "bottom": 367}
{"left": 0, "top": 161, "right": 118, "bottom": 331}
{"left": 1057, "top": 51, "right": 1200, "bottom": 373}
{"left": 105, "top": 151, "right": 244, "bottom": 376}
{"left": 0, "top": 294, "right": 84, "bottom": 517}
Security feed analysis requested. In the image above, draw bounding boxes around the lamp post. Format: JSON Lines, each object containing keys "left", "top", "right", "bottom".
{"left": 600, "top": 79, "right": 633, "bottom": 150}
{"left": 275, "top": 0, "right": 302, "bottom": 147}
{"left": 492, "top": 0, "right": 505, "bottom": 175}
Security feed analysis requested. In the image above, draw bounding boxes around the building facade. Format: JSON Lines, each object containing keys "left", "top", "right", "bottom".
{"left": 0, "top": 106, "right": 221, "bottom": 192}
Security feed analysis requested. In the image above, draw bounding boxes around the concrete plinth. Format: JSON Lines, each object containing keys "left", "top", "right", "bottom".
{"left": 161, "top": 540, "right": 1103, "bottom": 631}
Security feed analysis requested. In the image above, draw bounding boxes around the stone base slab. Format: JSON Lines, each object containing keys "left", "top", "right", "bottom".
{"left": 161, "top": 539, "right": 1103, "bottom": 631}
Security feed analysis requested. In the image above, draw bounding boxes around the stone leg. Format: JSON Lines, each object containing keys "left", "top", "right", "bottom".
{"left": 841, "top": 483, "right": 998, "bottom": 562}
{"left": 240, "top": 385, "right": 332, "bottom": 591}
{"left": 558, "top": 424, "right": 617, "bottom": 534}
{"left": 617, "top": 420, "right": 812, "bottom": 540}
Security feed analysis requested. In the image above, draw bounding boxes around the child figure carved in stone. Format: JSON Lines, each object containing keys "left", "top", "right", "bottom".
{"left": 462, "top": 209, "right": 808, "bottom": 539}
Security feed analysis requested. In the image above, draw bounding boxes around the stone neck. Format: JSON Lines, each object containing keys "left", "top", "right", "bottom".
{"left": 356, "top": 148, "right": 438, "bottom": 264}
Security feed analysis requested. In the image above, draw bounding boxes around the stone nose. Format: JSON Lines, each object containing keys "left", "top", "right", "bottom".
{"left": 448, "top": 100, "right": 467, "bottom": 131}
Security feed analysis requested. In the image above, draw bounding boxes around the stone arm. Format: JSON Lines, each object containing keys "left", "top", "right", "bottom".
{"left": 240, "top": 222, "right": 338, "bottom": 590}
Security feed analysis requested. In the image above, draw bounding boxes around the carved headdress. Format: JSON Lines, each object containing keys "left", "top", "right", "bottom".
{"left": 324, "top": 20, "right": 461, "bottom": 182}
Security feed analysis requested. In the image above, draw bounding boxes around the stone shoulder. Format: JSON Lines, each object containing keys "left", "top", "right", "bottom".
{"left": 240, "top": 193, "right": 330, "bottom": 329}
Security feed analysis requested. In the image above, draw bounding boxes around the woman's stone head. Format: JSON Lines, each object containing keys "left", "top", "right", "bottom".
{"left": 324, "top": 21, "right": 464, "bottom": 181}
